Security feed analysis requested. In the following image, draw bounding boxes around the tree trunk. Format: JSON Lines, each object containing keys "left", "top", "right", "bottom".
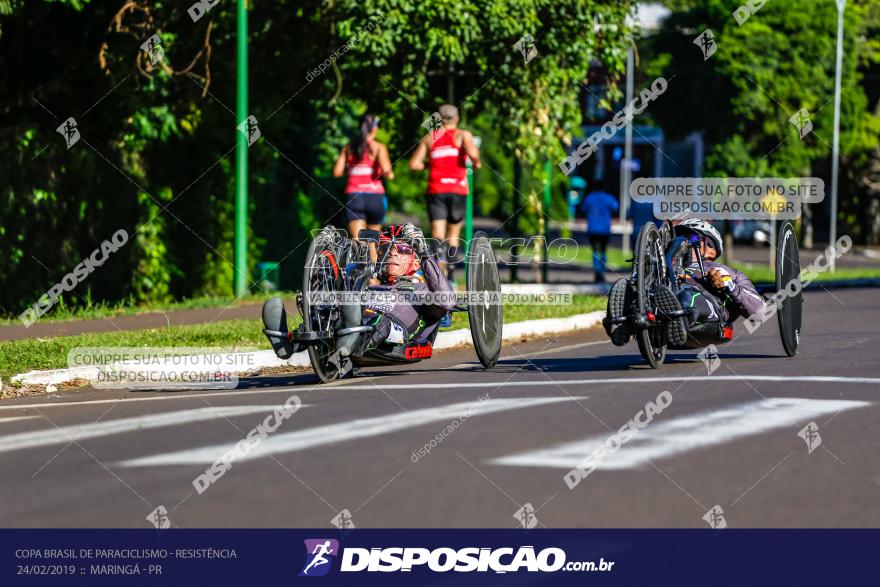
{"left": 859, "top": 147, "right": 880, "bottom": 245}
{"left": 721, "top": 220, "right": 734, "bottom": 263}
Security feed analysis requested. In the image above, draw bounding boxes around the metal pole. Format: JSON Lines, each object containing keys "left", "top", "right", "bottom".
{"left": 769, "top": 220, "right": 777, "bottom": 271}
{"left": 511, "top": 157, "right": 522, "bottom": 283}
{"left": 234, "top": 0, "right": 249, "bottom": 297}
{"left": 464, "top": 164, "right": 473, "bottom": 268}
{"left": 464, "top": 136, "right": 480, "bottom": 268}
{"left": 542, "top": 160, "right": 551, "bottom": 283}
{"left": 447, "top": 59, "right": 455, "bottom": 103}
{"left": 620, "top": 45, "right": 634, "bottom": 257}
{"left": 830, "top": 0, "right": 845, "bottom": 273}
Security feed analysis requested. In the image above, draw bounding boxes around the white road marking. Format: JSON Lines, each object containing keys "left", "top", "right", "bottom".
{"left": 119, "top": 396, "right": 587, "bottom": 467}
{"left": 0, "top": 376, "right": 364, "bottom": 411}
{"left": 0, "top": 416, "right": 40, "bottom": 423}
{"left": 1, "top": 374, "right": 878, "bottom": 411}
{"left": 0, "top": 406, "right": 302, "bottom": 455}
{"left": 491, "top": 398, "right": 870, "bottom": 471}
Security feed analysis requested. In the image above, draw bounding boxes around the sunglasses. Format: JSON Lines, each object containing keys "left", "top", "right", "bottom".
{"left": 380, "top": 242, "right": 414, "bottom": 256}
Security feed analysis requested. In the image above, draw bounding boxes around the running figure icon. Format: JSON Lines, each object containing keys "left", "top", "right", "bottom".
{"left": 301, "top": 540, "right": 338, "bottom": 576}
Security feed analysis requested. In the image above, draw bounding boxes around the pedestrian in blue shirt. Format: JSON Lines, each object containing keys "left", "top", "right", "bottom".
{"left": 581, "top": 179, "right": 619, "bottom": 283}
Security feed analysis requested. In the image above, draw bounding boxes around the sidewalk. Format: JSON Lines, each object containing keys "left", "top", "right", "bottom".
{"left": 0, "top": 300, "right": 291, "bottom": 342}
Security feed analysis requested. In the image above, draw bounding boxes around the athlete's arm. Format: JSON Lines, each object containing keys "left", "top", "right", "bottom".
{"left": 420, "top": 257, "right": 457, "bottom": 318}
{"left": 332, "top": 145, "right": 348, "bottom": 178}
{"left": 377, "top": 143, "right": 394, "bottom": 180}
{"left": 461, "top": 130, "right": 481, "bottom": 169}
{"left": 708, "top": 265, "right": 766, "bottom": 318}
{"left": 409, "top": 137, "right": 429, "bottom": 171}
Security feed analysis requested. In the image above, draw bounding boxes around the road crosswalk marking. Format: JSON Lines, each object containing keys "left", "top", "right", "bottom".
{"left": 119, "top": 396, "right": 587, "bottom": 467}
{"left": 491, "top": 398, "right": 869, "bottom": 471}
{"left": 0, "top": 406, "right": 302, "bottom": 455}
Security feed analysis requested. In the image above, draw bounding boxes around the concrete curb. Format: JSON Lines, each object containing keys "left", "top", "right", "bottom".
{"left": 754, "top": 278, "right": 880, "bottom": 294}
{"left": 12, "top": 311, "right": 605, "bottom": 389}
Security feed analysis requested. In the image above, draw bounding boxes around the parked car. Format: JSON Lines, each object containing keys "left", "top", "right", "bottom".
{"left": 731, "top": 220, "right": 772, "bottom": 246}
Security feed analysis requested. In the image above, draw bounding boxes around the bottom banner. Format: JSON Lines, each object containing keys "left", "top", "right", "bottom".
{"left": 1, "top": 529, "right": 874, "bottom": 585}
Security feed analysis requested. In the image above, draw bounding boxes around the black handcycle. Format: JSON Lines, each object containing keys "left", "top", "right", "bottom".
{"left": 272, "top": 226, "right": 503, "bottom": 383}
{"left": 610, "top": 220, "right": 802, "bottom": 368}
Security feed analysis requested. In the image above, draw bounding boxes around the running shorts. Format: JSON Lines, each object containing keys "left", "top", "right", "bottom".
{"left": 427, "top": 193, "right": 467, "bottom": 224}
{"left": 345, "top": 192, "right": 386, "bottom": 225}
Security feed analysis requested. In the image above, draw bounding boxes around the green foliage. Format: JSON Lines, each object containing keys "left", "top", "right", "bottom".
{"left": 133, "top": 190, "right": 172, "bottom": 303}
{"left": 320, "top": 0, "right": 635, "bottom": 240}
{"left": 0, "top": 0, "right": 634, "bottom": 317}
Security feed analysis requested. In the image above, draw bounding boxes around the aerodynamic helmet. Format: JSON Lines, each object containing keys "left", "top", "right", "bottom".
{"left": 676, "top": 219, "right": 723, "bottom": 258}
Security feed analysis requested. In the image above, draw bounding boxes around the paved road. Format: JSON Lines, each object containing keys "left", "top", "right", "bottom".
{"left": 0, "top": 288, "right": 877, "bottom": 528}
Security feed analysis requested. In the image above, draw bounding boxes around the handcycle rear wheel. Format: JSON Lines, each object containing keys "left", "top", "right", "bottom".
{"left": 467, "top": 231, "right": 503, "bottom": 369}
{"left": 634, "top": 223, "right": 668, "bottom": 368}
{"left": 775, "top": 220, "right": 802, "bottom": 357}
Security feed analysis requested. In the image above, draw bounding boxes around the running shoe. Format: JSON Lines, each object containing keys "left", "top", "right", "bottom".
{"left": 261, "top": 297, "right": 295, "bottom": 359}
{"left": 654, "top": 284, "right": 688, "bottom": 348}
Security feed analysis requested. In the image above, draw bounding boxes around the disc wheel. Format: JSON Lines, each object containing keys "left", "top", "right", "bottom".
{"left": 634, "top": 223, "right": 668, "bottom": 368}
{"left": 302, "top": 235, "right": 344, "bottom": 382}
{"left": 467, "top": 232, "right": 503, "bottom": 369}
{"left": 775, "top": 221, "right": 802, "bottom": 357}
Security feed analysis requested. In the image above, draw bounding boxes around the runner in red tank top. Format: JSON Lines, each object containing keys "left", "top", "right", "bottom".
{"left": 334, "top": 113, "right": 394, "bottom": 238}
{"left": 409, "top": 104, "right": 481, "bottom": 280}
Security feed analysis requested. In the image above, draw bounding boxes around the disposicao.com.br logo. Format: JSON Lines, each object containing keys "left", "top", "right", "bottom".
{"left": 300, "top": 542, "right": 614, "bottom": 575}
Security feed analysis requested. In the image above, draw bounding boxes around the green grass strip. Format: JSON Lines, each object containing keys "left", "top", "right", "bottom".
{"left": 1, "top": 295, "right": 606, "bottom": 382}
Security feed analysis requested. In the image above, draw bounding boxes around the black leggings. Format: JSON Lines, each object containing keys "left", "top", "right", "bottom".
{"left": 676, "top": 283, "right": 725, "bottom": 325}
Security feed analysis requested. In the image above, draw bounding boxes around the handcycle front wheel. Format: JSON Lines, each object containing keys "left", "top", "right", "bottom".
{"left": 634, "top": 223, "right": 668, "bottom": 368}
{"left": 302, "top": 232, "right": 345, "bottom": 383}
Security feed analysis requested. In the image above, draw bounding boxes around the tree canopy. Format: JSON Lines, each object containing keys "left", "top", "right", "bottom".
{"left": 0, "top": 0, "right": 635, "bottom": 315}
{"left": 644, "top": 0, "right": 880, "bottom": 243}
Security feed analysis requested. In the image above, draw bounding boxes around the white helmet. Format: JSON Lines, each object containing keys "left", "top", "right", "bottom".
{"left": 677, "top": 219, "right": 723, "bottom": 258}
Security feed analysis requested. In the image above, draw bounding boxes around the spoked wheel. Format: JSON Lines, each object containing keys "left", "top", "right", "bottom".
{"left": 775, "top": 221, "right": 802, "bottom": 357}
{"left": 467, "top": 232, "right": 503, "bottom": 369}
{"left": 634, "top": 223, "right": 668, "bottom": 368}
{"left": 302, "top": 235, "right": 345, "bottom": 382}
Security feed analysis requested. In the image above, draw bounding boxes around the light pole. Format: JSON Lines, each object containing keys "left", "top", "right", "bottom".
{"left": 619, "top": 44, "right": 634, "bottom": 257}
{"left": 234, "top": 0, "right": 249, "bottom": 297}
{"left": 829, "top": 0, "right": 845, "bottom": 272}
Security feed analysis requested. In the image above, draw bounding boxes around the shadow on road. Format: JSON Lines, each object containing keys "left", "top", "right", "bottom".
{"left": 126, "top": 350, "right": 784, "bottom": 395}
